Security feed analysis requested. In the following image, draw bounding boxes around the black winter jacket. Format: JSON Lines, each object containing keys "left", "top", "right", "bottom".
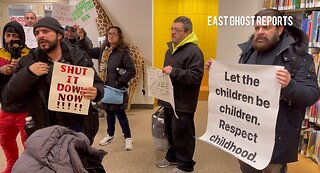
{"left": 158, "top": 42, "right": 204, "bottom": 113}
{"left": 0, "top": 21, "right": 29, "bottom": 113}
{"left": 78, "top": 39, "right": 136, "bottom": 111}
{"left": 238, "top": 32, "right": 320, "bottom": 163}
{"left": 5, "top": 42, "right": 104, "bottom": 138}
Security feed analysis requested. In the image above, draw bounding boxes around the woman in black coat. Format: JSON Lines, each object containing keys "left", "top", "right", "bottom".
{"left": 97, "top": 26, "right": 136, "bottom": 150}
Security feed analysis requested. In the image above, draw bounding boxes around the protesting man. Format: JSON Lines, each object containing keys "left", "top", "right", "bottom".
{"left": 156, "top": 16, "right": 204, "bottom": 173}
{"left": 205, "top": 9, "right": 320, "bottom": 173}
{"left": 5, "top": 17, "right": 104, "bottom": 142}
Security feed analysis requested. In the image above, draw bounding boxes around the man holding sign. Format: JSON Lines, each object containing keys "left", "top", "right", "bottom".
{"left": 206, "top": 9, "right": 320, "bottom": 173}
{"left": 5, "top": 17, "right": 104, "bottom": 143}
{"left": 156, "top": 16, "right": 204, "bottom": 173}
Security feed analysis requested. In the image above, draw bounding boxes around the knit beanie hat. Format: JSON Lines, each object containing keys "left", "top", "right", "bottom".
{"left": 33, "top": 17, "right": 64, "bottom": 36}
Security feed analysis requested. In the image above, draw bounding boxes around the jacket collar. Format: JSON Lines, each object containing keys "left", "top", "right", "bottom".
{"left": 167, "top": 31, "right": 199, "bottom": 54}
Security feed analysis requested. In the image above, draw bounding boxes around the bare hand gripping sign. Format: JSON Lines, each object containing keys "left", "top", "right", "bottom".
{"left": 147, "top": 66, "right": 177, "bottom": 118}
{"left": 199, "top": 60, "right": 282, "bottom": 170}
{"left": 48, "top": 62, "right": 94, "bottom": 115}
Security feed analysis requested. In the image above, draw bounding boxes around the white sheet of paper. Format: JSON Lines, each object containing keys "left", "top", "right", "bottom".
{"left": 199, "top": 60, "right": 282, "bottom": 170}
{"left": 52, "top": 3, "right": 75, "bottom": 26}
{"left": 23, "top": 27, "right": 37, "bottom": 49}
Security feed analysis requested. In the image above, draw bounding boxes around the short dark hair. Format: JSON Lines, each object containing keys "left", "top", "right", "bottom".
{"left": 103, "top": 26, "right": 127, "bottom": 51}
{"left": 174, "top": 16, "right": 192, "bottom": 32}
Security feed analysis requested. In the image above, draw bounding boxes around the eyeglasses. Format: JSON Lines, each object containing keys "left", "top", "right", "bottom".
{"left": 170, "top": 27, "right": 183, "bottom": 33}
{"left": 108, "top": 32, "right": 118, "bottom": 37}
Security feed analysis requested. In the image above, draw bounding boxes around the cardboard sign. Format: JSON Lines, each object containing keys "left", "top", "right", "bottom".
{"left": 147, "top": 66, "right": 177, "bottom": 118}
{"left": 52, "top": 3, "right": 75, "bottom": 26}
{"left": 48, "top": 62, "right": 94, "bottom": 115}
{"left": 199, "top": 60, "right": 282, "bottom": 170}
{"left": 72, "top": 0, "right": 98, "bottom": 27}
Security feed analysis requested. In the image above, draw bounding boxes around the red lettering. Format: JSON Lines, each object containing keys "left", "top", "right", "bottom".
{"left": 57, "top": 83, "right": 64, "bottom": 91}
{"left": 67, "top": 76, "right": 72, "bottom": 83}
{"left": 74, "top": 95, "right": 83, "bottom": 102}
{"left": 74, "top": 76, "right": 79, "bottom": 84}
{"left": 61, "top": 65, "right": 66, "bottom": 72}
{"left": 58, "top": 93, "right": 65, "bottom": 101}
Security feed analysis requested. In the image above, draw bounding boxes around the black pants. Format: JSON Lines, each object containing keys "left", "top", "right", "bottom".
{"left": 164, "top": 107, "right": 196, "bottom": 172}
{"left": 106, "top": 110, "right": 131, "bottom": 138}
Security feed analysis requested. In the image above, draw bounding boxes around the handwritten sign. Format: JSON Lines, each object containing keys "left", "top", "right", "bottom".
{"left": 48, "top": 62, "right": 94, "bottom": 115}
{"left": 10, "top": 16, "right": 42, "bottom": 26}
{"left": 72, "top": 0, "right": 98, "bottom": 27}
{"left": 52, "top": 3, "right": 74, "bottom": 26}
{"left": 199, "top": 60, "right": 282, "bottom": 170}
{"left": 147, "top": 66, "right": 177, "bottom": 118}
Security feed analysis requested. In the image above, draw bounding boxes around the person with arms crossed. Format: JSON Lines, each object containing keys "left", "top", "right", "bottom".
{"left": 156, "top": 16, "right": 204, "bottom": 173}
{"left": 5, "top": 17, "right": 104, "bottom": 140}
{"left": 205, "top": 9, "right": 320, "bottom": 173}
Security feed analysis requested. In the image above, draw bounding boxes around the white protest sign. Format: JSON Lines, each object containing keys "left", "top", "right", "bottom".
{"left": 23, "top": 27, "right": 37, "bottom": 49}
{"left": 147, "top": 66, "right": 177, "bottom": 118}
{"left": 72, "top": 0, "right": 98, "bottom": 27}
{"left": 52, "top": 3, "right": 75, "bottom": 26}
{"left": 48, "top": 62, "right": 94, "bottom": 115}
{"left": 199, "top": 60, "right": 282, "bottom": 170}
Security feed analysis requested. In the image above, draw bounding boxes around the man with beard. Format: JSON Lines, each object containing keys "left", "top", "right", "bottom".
{"left": 0, "top": 21, "right": 29, "bottom": 173}
{"left": 5, "top": 17, "right": 104, "bottom": 140}
{"left": 205, "top": 9, "right": 320, "bottom": 173}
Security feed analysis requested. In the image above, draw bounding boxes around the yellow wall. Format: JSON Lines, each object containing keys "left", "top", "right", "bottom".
{"left": 154, "top": 0, "right": 218, "bottom": 88}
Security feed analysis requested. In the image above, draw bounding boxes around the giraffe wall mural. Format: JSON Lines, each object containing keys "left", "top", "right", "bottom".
{"left": 92, "top": 0, "right": 146, "bottom": 109}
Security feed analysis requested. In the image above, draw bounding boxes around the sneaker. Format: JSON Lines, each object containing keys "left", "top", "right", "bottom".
{"left": 125, "top": 138, "right": 133, "bottom": 151}
{"left": 168, "top": 167, "right": 192, "bottom": 173}
{"left": 156, "top": 159, "right": 177, "bottom": 168}
{"left": 99, "top": 135, "right": 115, "bottom": 146}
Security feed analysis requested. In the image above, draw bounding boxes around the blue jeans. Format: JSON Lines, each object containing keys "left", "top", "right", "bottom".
{"left": 106, "top": 110, "right": 131, "bottom": 138}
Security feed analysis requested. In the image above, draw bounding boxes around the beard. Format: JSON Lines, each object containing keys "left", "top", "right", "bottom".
{"left": 38, "top": 37, "right": 58, "bottom": 54}
{"left": 252, "top": 33, "right": 279, "bottom": 53}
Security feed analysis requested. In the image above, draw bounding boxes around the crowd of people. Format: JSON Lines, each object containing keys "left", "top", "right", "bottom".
{"left": 0, "top": 8, "right": 319, "bottom": 173}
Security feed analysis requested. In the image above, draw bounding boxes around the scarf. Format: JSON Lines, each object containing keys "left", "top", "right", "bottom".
{"left": 99, "top": 47, "right": 113, "bottom": 82}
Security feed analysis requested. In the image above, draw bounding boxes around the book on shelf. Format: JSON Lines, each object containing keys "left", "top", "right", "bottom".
{"left": 263, "top": 0, "right": 320, "bottom": 10}
{"left": 300, "top": 130, "right": 320, "bottom": 164}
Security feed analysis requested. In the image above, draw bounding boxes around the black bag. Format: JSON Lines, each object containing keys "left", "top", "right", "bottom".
{"left": 151, "top": 106, "right": 169, "bottom": 151}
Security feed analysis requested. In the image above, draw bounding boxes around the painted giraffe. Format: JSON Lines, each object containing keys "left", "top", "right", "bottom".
{"left": 92, "top": 0, "right": 146, "bottom": 109}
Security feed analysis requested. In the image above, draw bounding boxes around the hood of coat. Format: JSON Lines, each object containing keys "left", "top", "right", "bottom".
{"left": 168, "top": 31, "right": 199, "bottom": 54}
{"left": 2, "top": 21, "right": 26, "bottom": 50}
